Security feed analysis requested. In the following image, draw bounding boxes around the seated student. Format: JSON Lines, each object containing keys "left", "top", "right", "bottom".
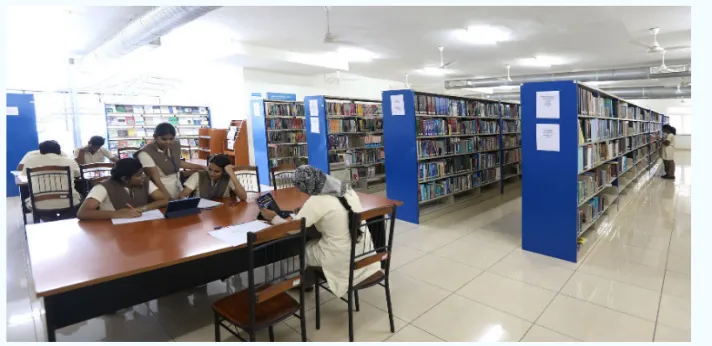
{"left": 17, "top": 147, "right": 70, "bottom": 171}
{"left": 135, "top": 123, "right": 206, "bottom": 200}
{"left": 77, "top": 158, "right": 169, "bottom": 220}
{"left": 179, "top": 154, "right": 248, "bottom": 201}
{"left": 22, "top": 140, "right": 81, "bottom": 217}
{"left": 74, "top": 136, "right": 119, "bottom": 164}
{"left": 259, "top": 165, "right": 381, "bottom": 298}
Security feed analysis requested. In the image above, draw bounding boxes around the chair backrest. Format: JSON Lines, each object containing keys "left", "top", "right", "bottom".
{"left": 117, "top": 147, "right": 141, "bottom": 160}
{"left": 79, "top": 163, "right": 114, "bottom": 195}
{"left": 26, "top": 166, "right": 75, "bottom": 212}
{"left": 246, "top": 219, "right": 306, "bottom": 326}
{"left": 347, "top": 205, "right": 397, "bottom": 286}
{"left": 271, "top": 163, "right": 297, "bottom": 191}
{"left": 233, "top": 165, "right": 261, "bottom": 195}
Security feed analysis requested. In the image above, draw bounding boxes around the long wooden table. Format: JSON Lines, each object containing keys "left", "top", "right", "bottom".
{"left": 26, "top": 187, "right": 400, "bottom": 341}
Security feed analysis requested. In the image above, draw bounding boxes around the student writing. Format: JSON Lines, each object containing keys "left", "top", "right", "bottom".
{"left": 77, "top": 158, "right": 169, "bottom": 220}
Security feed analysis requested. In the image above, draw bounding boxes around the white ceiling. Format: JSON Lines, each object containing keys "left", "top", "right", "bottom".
{"left": 203, "top": 6, "right": 691, "bottom": 84}
{"left": 6, "top": 6, "right": 691, "bottom": 93}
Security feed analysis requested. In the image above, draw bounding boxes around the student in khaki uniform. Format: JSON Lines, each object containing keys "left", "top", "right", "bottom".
{"left": 134, "top": 123, "right": 206, "bottom": 199}
{"left": 74, "top": 136, "right": 119, "bottom": 164}
{"left": 179, "top": 154, "right": 248, "bottom": 201}
{"left": 77, "top": 158, "right": 169, "bottom": 220}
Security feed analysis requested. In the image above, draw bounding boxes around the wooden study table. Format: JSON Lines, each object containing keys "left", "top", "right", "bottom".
{"left": 25, "top": 187, "right": 401, "bottom": 341}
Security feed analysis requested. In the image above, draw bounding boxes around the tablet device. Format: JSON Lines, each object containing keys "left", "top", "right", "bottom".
{"left": 256, "top": 193, "right": 291, "bottom": 220}
{"left": 164, "top": 197, "right": 201, "bottom": 219}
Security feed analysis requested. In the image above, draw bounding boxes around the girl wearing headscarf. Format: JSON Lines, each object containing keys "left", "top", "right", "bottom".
{"left": 260, "top": 165, "right": 381, "bottom": 298}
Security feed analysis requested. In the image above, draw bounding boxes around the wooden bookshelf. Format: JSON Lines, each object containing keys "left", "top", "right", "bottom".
{"left": 197, "top": 128, "right": 228, "bottom": 160}
{"left": 225, "top": 120, "right": 249, "bottom": 166}
{"left": 104, "top": 104, "right": 211, "bottom": 160}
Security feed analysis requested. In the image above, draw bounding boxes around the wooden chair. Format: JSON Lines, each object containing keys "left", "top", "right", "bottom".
{"left": 271, "top": 163, "right": 297, "bottom": 191}
{"left": 212, "top": 219, "right": 308, "bottom": 342}
{"left": 313, "top": 205, "right": 397, "bottom": 342}
{"left": 78, "top": 163, "right": 114, "bottom": 196}
{"left": 26, "top": 166, "right": 77, "bottom": 223}
{"left": 117, "top": 146, "right": 141, "bottom": 160}
{"left": 233, "top": 165, "right": 261, "bottom": 197}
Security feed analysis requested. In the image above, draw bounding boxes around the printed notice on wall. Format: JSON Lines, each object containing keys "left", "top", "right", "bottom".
{"left": 309, "top": 99, "right": 319, "bottom": 117}
{"left": 390, "top": 94, "right": 405, "bottom": 115}
{"left": 6, "top": 107, "right": 19, "bottom": 116}
{"left": 310, "top": 117, "right": 320, "bottom": 134}
{"left": 536, "top": 123, "right": 560, "bottom": 152}
{"left": 536, "top": 91, "right": 560, "bottom": 119}
{"left": 252, "top": 103, "right": 261, "bottom": 117}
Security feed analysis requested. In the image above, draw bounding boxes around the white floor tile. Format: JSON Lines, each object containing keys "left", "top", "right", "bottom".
{"left": 657, "top": 294, "right": 691, "bottom": 332}
{"left": 385, "top": 325, "right": 444, "bottom": 342}
{"left": 431, "top": 237, "right": 512, "bottom": 270}
{"left": 388, "top": 243, "right": 427, "bottom": 270}
{"left": 412, "top": 294, "right": 532, "bottom": 342}
{"left": 457, "top": 272, "right": 556, "bottom": 322}
{"left": 488, "top": 250, "right": 575, "bottom": 291}
{"left": 358, "top": 271, "right": 450, "bottom": 322}
{"left": 560, "top": 271, "right": 660, "bottom": 321}
{"left": 654, "top": 324, "right": 691, "bottom": 342}
{"left": 396, "top": 254, "right": 483, "bottom": 292}
{"left": 520, "top": 325, "right": 579, "bottom": 342}
{"left": 662, "top": 270, "right": 691, "bottom": 300}
{"left": 537, "top": 294, "right": 655, "bottom": 342}
{"left": 579, "top": 254, "right": 666, "bottom": 292}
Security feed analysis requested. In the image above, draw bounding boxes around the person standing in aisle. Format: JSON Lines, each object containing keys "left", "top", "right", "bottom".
{"left": 74, "top": 136, "right": 119, "bottom": 164}
{"left": 661, "top": 124, "right": 676, "bottom": 180}
{"left": 134, "top": 123, "right": 206, "bottom": 199}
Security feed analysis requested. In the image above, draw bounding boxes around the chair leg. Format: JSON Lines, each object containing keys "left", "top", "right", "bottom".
{"left": 315, "top": 282, "right": 321, "bottom": 330}
{"left": 269, "top": 326, "right": 275, "bottom": 342}
{"left": 354, "top": 290, "right": 360, "bottom": 312}
{"left": 213, "top": 311, "right": 221, "bottom": 342}
{"left": 384, "top": 280, "right": 395, "bottom": 333}
{"left": 347, "top": 289, "right": 355, "bottom": 342}
{"left": 249, "top": 331, "right": 256, "bottom": 342}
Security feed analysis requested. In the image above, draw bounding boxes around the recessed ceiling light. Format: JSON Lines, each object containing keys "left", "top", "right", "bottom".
{"left": 518, "top": 55, "right": 564, "bottom": 67}
{"left": 455, "top": 25, "right": 511, "bottom": 45}
{"left": 337, "top": 47, "right": 377, "bottom": 63}
{"left": 418, "top": 67, "right": 452, "bottom": 76}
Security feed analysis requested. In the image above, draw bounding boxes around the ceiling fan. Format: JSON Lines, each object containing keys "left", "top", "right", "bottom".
{"left": 635, "top": 27, "right": 690, "bottom": 53}
{"left": 650, "top": 50, "right": 687, "bottom": 74}
{"left": 324, "top": 70, "right": 359, "bottom": 85}
{"left": 497, "top": 64, "right": 513, "bottom": 82}
{"left": 323, "top": 7, "right": 353, "bottom": 45}
{"left": 437, "top": 46, "right": 456, "bottom": 69}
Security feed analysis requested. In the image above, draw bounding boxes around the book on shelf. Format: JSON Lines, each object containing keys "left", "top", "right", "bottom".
{"left": 326, "top": 102, "right": 381, "bottom": 116}
{"left": 268, "top": 117, "right": 305, "bottom": 130}
{"left": 266, "top": 102, "right": 305, "bottom": 117}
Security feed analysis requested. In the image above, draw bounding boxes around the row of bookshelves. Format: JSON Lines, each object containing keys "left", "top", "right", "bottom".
{"left": 414, "top": 94, "right": 520, "bottom": 118}
{"left": 522, "top": 80, "right": 665, "bottom": 264}
{"left": 106, "top": 104, "right": 209, "bottom": 115}
{"left": 326, "top": 101, "right": 381, "bottom": 116}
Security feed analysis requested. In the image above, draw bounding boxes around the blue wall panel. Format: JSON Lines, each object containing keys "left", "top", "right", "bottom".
{"left": 521, "top": 81, "right": 579, "bottom": 262}
{"left": 250, "top": 99, "right": 271, "bottom": 185}
{"left": 304, "top": 96, "right": 329, "bottom": 173}
{"left": 6, "top": 93, "right": 39, "bottom": 197}
{"left": 382, "top": 90, "right": 419, "bottom": 224}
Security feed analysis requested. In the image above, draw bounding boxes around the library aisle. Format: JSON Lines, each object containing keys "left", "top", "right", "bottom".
{"left": 6, "top": 153, "right": 690, "bottom": 342}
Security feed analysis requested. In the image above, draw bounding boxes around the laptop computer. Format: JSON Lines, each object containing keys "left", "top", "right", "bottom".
{"left": 164, "top": 197, "right": 201, "bottom": 219}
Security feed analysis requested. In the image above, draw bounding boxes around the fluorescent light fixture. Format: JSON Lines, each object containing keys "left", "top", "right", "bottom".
{"left": 337, "top": 47, "right": 377, "bottom": 63}
{"left": 455, "top": 25, "right": 511, "bottom": 45}
{"left": 519, "top": 55, "right": 564, "bottom": 67}
{"left": 418, "top": 67, "right": 452, "bottom": 76}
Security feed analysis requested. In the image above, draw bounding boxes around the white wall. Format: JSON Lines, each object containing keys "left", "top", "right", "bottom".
{"left": 628, "top": 98, "right": 692, "bottom": 150}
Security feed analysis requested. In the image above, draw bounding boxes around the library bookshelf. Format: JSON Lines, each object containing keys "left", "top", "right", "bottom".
{"left": 251, "top": 99, "right": 306, "bottom": 185}
{"left": 520, "top": 81, "right": 664, "bottom": 263}
{"left": 304, "top": 96, "right": 385, "bottom": 190}
{"left": 104, "top": 104, "right": 211, "bottom": 160}
{"left": 381, "top": 90, "right": 521, "bottom": 224}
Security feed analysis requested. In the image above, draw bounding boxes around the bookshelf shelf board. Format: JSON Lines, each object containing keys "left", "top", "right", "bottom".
{"left": 266, "top": 129, "right": 305, "bottom": 132}
{"left": 502, "top": 146, "right": 521, "bottom": 150}
{"left": 329, "top": 145, "right": 383, "bottom": 152}
{"left": 578, "top": 156, "right": 620, "bottom": 175}
{"left": 266, "top": 115, "right": 306, "bottom": 119}
{"left": 578, "top": 136, "right": 625, "bottom": 147}
{"left": 577, "top": 197, "right": 618, "bottom": 237}
{"left": 327, "top": 115, "right": 382, "bottom": 119}
{"left": 416, "top": 134, "right": 477, "bottom": 139}
{"left": 417, "top": 151, "right": 478, "bottom": 161}
{"left": 577, "top": 179, "right": 616, "bottom": 208}
{"left": 502, "top": 161, "right": 520, "bottom": 167}
{"left": 329, "top": 131, "right": 383, "bottom": 135}
{"left": 269, "top": 142, "right": 307, "bottom": 146}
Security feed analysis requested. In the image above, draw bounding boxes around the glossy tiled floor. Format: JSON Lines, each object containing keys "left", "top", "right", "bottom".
{"left": 6, "top": 152, "right": 691, "bottom": 342}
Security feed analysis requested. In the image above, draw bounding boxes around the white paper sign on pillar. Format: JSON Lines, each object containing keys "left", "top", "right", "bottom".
{"left": 309, "top": 99, "right": 319, "bottom": 117}
{"left": 310, "top": 117, "right": 320, "bottom": 134}
{"left": 536, "top": 123, "right": 560, "bottom": 152}
{"left": 390, "top": 94, "right": 405, "bottom": 115}
{"left": 536, "top": 91, "right": 560, "bottom": 119}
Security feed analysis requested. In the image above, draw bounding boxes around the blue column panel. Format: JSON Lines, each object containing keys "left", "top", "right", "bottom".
{"left": 304, "top": 96, "right": 329, "bottom": 173}
{"left": 250, "top": 99, "right": 271, "bottom": 185}
{"left": 6, "top": 93, "right": 39, "bottom": 197}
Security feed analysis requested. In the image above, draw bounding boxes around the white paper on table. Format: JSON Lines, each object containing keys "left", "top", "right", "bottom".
{"left": 536, "top": 123, "right": 560, "bottom": 152}
{"left": 208, "top": 220, "right": 271, "bottom": 247}
{"left": 390, "top": 94, "right": 405, "bottom": 115}
{"left": 310, "top": 117, "right": 320, "bottom": 134}
{"left": 536, "top": 91, "right": 560, "bottom": 119}
{"left": 309, "top": 99, "right": 319, "bottom": 117}
{"left": 111, "top": 209, "right": 165, "bottom": 225}
{"left": 197, "top": 198, "right": 223, "bottom": 209}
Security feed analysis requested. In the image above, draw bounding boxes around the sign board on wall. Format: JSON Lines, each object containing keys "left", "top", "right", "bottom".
{"left": 251, "top": 93, "right": 262, "bottom": 98}
{"left": 266, "top": 92, "right": 297, "bottom": 101}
